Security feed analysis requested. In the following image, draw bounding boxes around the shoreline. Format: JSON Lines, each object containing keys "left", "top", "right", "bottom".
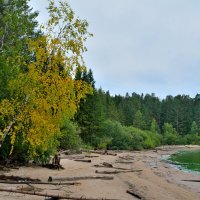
{"left": 0, "top": 145, "right": 199, "bottom": 200}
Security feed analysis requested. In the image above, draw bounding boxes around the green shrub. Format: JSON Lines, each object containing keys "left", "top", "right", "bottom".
{"left": 162, "top": 123, "right": 179, "bottom": 145}
{"left": 127, "top": 127, "right": 160, "bottom": 150}
{"left": 184, "top": 133, "right": 200, "bottom": 145}
{"left": 59, "top": 119, "right": 81, "bottom": 150}
{"left": 97, "top": 120, "right": 132, "bottom": 150}
{"left": 96, "top": 136, "right": 113, "bottom": 150}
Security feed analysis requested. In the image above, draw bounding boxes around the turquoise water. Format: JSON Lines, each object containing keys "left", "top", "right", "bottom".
{"left": 168, "top": 150, "right": 200, "bottom": 173}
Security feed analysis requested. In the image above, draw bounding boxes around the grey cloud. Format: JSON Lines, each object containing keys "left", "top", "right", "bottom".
{"left": 30, "top": 0, "right": 200, "bottom": 98}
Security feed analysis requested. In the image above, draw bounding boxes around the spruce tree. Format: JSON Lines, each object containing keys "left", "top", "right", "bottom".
{"left": 0, "top": 0, "right": 40, "bottom": 99}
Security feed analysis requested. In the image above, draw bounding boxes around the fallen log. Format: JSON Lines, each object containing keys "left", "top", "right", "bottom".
{"left": 61, "top": 155, "right": 85, "bottom": 160}
{"left": 0, "top": 188, "right": 119, "bottom": 200}
{"left": 112, "top": 167, "right": 133, "bottom": 170}
{"left": 42, "top": 164, "right": 64, "bottom": 170}
{"left": 126, "top": 190, "right": 143, "bottom": 199}
{"left": 155, "top": 148, "right": 170, "bottom": 151}
{"left": 182, "top": 179, "right": 200, "bottom": 182}
{"left": 102, "top": 162, "right": 133, "bottom": 170}
{"left": 16, "top": 185, "right": 43, "bottom": 192}
{"left": 0, "top": 164, "right": 19, "bottom": 170}
{"left": 48, "top": 176, "right": 114, "bottom": 182}
{"left": 95, "top": 170, "right": 142, "bottom": 174}
{"left": 88, "top": 150, "right": 117, "bottom": 156}
{"left": 59, "top": 149, "right": 70, "bottom": 154}
{"left": 119, "top": 156, "right": 134, "bottom": 160}
{"left": 73, "top": 159, "right": 91, "bottom": 163}
{"left": 115, "top": 161, "right": 133, "bottom": 164}
{"left": 103, "top": 162, "right": 113, "bottom": 168}
{"left": 0, "top": 166, "right": 10, "bottom": 172}
{"left": 85, "top": 155, "right": 99, "bottom": 158}
{"left": 59, "top": 150, "right": 83, "bottom": 155}
{"left": 94, "top": 164, "right": 108, "bottom": 168}
{"left": 94, "top": 164, "right": 132, "bottom": 171}
{"left": 0, "top": 175, "right": 40, "bottom": 182}
{"left": 0, "top": 180, "right": 80, "bottom": 185}
{"left": 93, "top": 162, "right": 113, "bottom": 168}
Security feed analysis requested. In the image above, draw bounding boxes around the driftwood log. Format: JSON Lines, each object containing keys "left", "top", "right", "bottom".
{"left": 87, "top": 150, "right": 117, "bottom": 156}
{"left": 115, "top": 161, "right": 133, "bottom": 164}
{"left": 94, "top": 162, "right": 112, "bottom": 168}
{"left": 182, "top": 179, "right": 200, "bottom": 182}
{"left": 73, "top": 159, "right": 91, "bottom": 163}
{"left": 85, "top": 155, "right": 99, "bottom": 158}
{"left": 61, "top": 155, "right": 85, "bottom": 160}
{"left": 0, "top": 180, "right": 80, "bottom": 185}
{"left": 0, "top": 188, "right": 120, "bottom": 200}
{"left": 127, "top": 190, "right": 143, "bottom": 199}
{"left": 102, "top": 162, "right": 113, "bottom": 168}
{"left": 94, "top": 163, "right": 133, "bottom": 171}
{"left": 119, "top": 156, "right": 134, "bottom": 160}
{"left": 102, "top": 162, "right": 133, "bottom": 170}
{"left": 0, "top": 175, "right": 40, "bottom": 182}
{"left": 42, "top": 163, "right": 64, "bottom": 170}
{"left": 48, "top": 176, "right": 114, "bottom": 182}
{"left": 95, "top": 170, "right": 142, "bottom": 174}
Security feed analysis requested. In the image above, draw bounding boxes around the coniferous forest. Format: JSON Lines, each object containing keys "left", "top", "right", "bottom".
{"left": 75, "top": 69, "right": 200, "bottom": 150}
{"left": 0, "top": 0, "right": 200, "bottom": 165}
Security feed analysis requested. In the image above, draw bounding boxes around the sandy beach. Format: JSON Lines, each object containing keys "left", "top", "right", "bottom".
{"left": 0, "top": 145, "right": 199, "bottom": 200}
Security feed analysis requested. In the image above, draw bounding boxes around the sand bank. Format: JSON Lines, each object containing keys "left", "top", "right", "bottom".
{"left": 0, "top": 145, "right": 199, "bottom": 200}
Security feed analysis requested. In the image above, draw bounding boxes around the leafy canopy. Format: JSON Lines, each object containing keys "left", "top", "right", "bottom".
{"left": 0, "top": 0, "right": 92, "bottom": 159}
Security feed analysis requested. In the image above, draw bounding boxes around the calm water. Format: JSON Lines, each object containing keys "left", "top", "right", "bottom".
{"left": 168, "top": 150, "right": 200, "bottom": 173}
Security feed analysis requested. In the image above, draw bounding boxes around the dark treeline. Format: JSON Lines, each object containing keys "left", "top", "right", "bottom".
{"left": 74, "top": 69, "right": 200, "bottom": 150}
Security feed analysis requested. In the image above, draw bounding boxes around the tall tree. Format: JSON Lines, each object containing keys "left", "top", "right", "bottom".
{"left": 75, "top": 68, "right": 97, "bottom": 143}
{"left": 0, "top": 0, "right": 92, "bottom": 160}
{"left": 190, "top": 121, "right": 198, "bottom": 135}
{"left": 0, "top": 0, "right": 40, "bottom": 99}
{"left": 133, "top": 110, "right": 146, "bottom": 130}
{"left": 150, "top": 118, "right": 159, "bottom": 133}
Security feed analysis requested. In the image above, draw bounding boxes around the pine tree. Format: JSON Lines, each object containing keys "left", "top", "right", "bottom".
{"left": 133, "top": 110, "right": 146, "bottom": 130}
{"left": 75, "top": 68, "right": 102, "bottom": 144}
{"left": 0, "top": 0, "right": 40, "bottom": 99}
{"left": 190, "top": 121, "right": 198, "bottom": 135}
{"left": 150, "top": 118, "right": 159, "bottom": 133}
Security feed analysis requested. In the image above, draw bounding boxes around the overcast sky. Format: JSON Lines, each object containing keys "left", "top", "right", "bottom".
{"left": 29, "top": 0, "right": 200, "bottom": 98}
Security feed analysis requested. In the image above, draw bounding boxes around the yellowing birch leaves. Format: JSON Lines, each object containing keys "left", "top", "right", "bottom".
{"left": 0, "top": 0, "right": 92, "bottom": 157}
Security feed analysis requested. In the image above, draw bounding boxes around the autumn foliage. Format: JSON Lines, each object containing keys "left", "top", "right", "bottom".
{"left": 0, "top": 0, "right": 92, "bottom": 161}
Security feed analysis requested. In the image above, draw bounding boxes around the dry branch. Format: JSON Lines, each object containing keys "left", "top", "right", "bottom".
{"left": 48, "top": 176, "right": 114, "bottom": 182}
{"left": 127, "top": 190, "right": 143, "bottom": 199}
{"left": 0, "top": 188, "right": 119, "bottom": 200}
